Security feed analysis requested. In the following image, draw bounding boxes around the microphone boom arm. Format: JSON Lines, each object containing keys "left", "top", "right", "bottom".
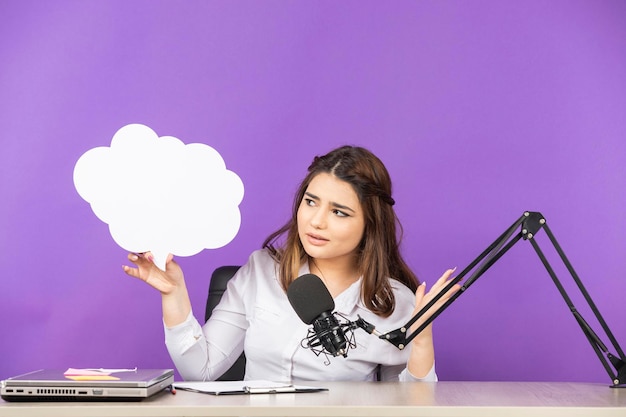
{"left": 357, "top": 211, "right": 626, "bottom": 388}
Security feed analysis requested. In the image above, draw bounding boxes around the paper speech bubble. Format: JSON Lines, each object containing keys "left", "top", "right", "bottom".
{"left": 73, "top": 123, "right": 244, "bottom": 270}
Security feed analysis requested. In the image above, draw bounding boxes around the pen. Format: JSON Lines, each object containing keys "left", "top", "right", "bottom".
{"left": 244, "top": 385, "right": 295, "bottom": 394}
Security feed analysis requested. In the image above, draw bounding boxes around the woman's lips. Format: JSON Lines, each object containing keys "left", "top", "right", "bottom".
{"left": 306, "top": 233, "right": 329, "bottom": 246}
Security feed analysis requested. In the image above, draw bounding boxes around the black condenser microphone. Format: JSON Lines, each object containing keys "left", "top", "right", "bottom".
{"left": 287, "top": 274, "right": 353, "bottom": 358}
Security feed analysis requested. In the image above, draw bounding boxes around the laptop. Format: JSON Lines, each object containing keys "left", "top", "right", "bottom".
{"left": 1, "top": 368, "right": 174, "bottom": 402}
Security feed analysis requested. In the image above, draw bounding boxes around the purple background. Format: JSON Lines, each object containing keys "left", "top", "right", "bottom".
{"left": 1, "top": 1, "right": 625, "bottom": 384}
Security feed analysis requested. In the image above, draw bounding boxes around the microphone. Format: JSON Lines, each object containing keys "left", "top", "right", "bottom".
{"left": 287, "top": 274, "right": 356, "bottom": 359}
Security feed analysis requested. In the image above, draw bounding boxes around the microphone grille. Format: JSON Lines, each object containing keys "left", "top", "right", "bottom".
{"left": 287, "top": 274, "right": 335, "bottom": 325}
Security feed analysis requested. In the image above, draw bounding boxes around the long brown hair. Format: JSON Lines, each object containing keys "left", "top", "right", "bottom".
{"left": 263, "top": 145, "right": 418, "bottom": 317}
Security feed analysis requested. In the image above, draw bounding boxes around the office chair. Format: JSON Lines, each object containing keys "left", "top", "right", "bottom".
{"left": 204, "top": 265, "right": 246, "bottom": 381}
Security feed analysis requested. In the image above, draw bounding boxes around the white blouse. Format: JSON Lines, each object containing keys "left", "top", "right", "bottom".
{"left": 164, "top": 249, "right": 437, "bottom": 382}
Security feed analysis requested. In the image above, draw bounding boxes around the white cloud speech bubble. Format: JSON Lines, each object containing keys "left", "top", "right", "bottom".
{"left": 73, "top": 123, "right": 244, "bottom": 270}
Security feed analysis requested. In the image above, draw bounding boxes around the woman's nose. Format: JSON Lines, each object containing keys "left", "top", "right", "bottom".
{"left": 310, "top": 209, "right": 326, "bottom": 229}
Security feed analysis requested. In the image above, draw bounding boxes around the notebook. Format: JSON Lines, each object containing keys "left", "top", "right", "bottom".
{"left": 174, "top": 380, "right": 328, "bottom": 395}
{"left": 1, "top": 368, "right": 174, "bottom": 402}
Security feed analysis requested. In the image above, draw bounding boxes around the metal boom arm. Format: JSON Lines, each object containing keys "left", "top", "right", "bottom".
{"left": 362, "top": 211, "right": 626, "bottom": 387}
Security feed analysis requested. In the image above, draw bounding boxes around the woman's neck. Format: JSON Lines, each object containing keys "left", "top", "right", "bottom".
{"left": 309, "top": 256, "right": 359, "bottom": 298}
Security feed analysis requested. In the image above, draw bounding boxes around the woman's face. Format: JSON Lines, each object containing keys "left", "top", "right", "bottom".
{"left": 297, "top": 173, "right": 365, "bottom": 264}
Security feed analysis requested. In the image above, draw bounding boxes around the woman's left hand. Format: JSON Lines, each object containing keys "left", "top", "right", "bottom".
{"left": 406, "top": 268, "right": 461, "bottom": 378}
{"left": 411, "top": 268, "right": 461, "bottom": 343}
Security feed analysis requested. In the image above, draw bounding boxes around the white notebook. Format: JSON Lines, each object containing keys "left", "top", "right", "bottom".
{"left": 174, "top": 379, "right": 328, "bottom": 395}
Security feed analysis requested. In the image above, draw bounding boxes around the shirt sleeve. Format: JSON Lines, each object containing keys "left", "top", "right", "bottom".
{"left": 399, "top": 363, "right": 438, "bottom": 382}
{"left": 163, "top": 307, "right": 245, "bottom": 381}
{"left": 163, "top": 260, "right": 252, "bottom": 381}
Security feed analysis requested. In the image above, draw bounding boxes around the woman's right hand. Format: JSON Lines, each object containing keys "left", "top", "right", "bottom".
{"left": 122, "top": 252, "right": 184, "bottom": 295}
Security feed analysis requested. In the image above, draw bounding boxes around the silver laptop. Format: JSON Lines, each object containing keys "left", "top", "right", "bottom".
{"left": 1, "top": 369, "right": 174, "bottom": 402}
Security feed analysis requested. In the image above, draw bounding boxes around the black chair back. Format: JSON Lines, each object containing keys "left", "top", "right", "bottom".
{"left": 205, "top": 265, "right": 246, "bottom": 381}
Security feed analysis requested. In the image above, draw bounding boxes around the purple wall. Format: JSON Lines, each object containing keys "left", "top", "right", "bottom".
{"left": 1, "top": 1, "right": 625, "bottom": 384}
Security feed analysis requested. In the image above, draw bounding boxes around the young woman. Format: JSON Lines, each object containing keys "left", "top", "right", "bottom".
{"left": 123, "top": 145, "right": 459, "bottom": 382}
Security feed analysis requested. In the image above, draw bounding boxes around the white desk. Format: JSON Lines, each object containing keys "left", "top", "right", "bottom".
{"left": 1, "top": 381, "right": 625, "bottom": 417}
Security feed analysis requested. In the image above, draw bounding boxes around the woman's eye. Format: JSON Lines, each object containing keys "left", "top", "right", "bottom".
{"left": 304, "top": 198, "right": 315, "bottom": 206}
{"left": 333, "top": 209, "right": 348, "bottom": 217}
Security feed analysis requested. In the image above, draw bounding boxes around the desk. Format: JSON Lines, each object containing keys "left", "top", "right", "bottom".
{"left": 1, "top": 381, "right": 625, "bottom": 417}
